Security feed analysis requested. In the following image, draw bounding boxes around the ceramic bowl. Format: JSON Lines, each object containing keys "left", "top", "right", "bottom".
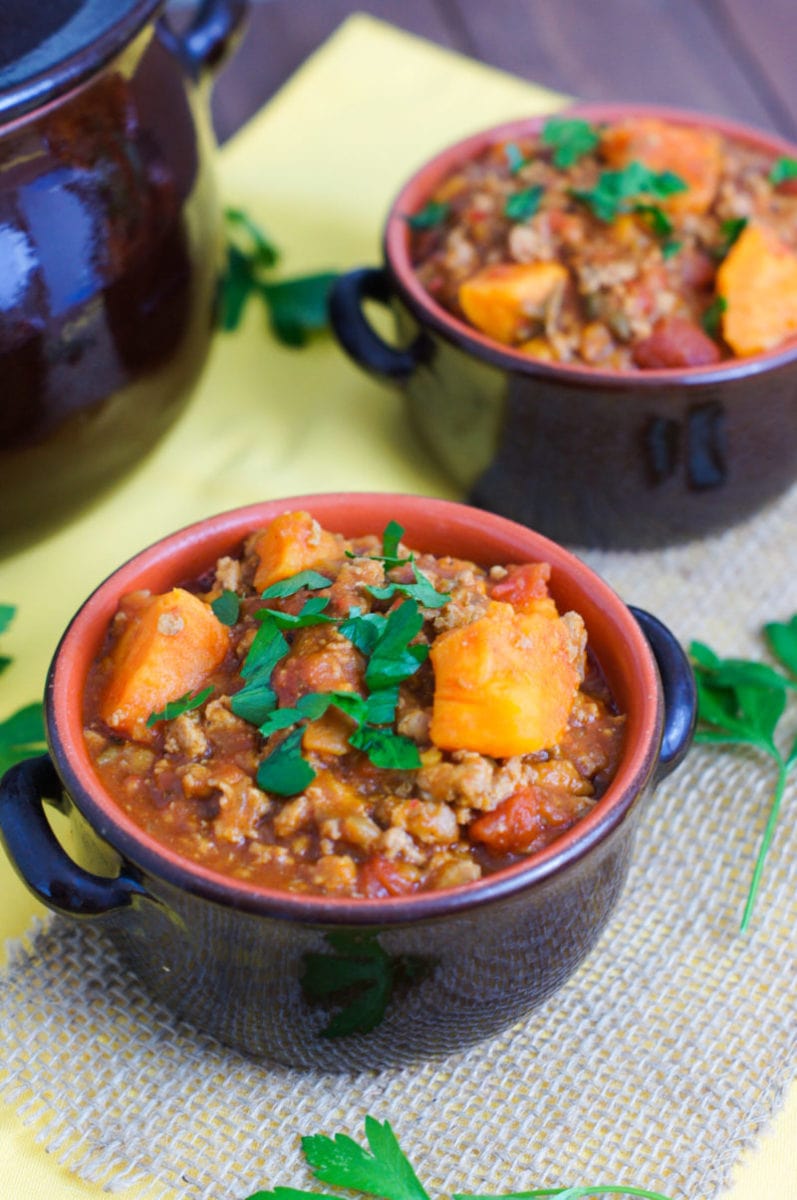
{"left": 329, "top": 105, "right": 797, "bottom": 549}
{"left": 0, "top": 494, "right": 696, "bottom": 1069}
{"left": 0, "top": 0, "right": 246, "bottom": 556}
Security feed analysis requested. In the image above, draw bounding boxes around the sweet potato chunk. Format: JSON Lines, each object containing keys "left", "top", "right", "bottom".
{"left": 600, "top": 118, "right": 722, "bottom": 215}
{"left": 429, "top": 601, "right": 581, "bottom": 757}
{"left": 100, "top": 588, "right": 228, "bottom": 741}
{"left": 458, "top": 262, "right": 567, "bottom": 344}
{"left": 717, "top": 223, "right": 797, "bottom": 355}
{"left": 252, "top": 510, "right": 341, "bottom": 593}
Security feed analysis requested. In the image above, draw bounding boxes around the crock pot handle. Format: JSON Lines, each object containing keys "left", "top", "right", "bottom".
{"left": 163, "top": 0, "right": 248, "bottom": 79}
{"left": 0, "top": 755, "right": 149, "bottom": 917}
{"left": 328, "top": 268, "right": 423, "bottom": 382}
{"left": 630, "top": 607, "right": 697, "bottom": 782}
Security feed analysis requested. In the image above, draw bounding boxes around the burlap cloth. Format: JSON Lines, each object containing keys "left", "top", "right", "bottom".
{"left": 1, "top": 16, "right": 796, "bottom": 1200}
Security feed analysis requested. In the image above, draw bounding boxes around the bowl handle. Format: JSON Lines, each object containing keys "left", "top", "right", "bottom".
{"left": 630, "top": 607, "right": 697, "bottom": 782}
{"left": 0, "top": 755, "right": 150, "bottom": 917}
{"left": 328, "top": 267, "right": 423, "bottom": 383}
{"left": 160, "top": 0, "right": 248, "bottom": 80}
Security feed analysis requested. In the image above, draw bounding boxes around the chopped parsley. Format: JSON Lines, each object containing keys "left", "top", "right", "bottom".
{"left": 571, "top": 161, "right": 687, "bottom": 223}
{"left": 541, "top": 115, "right": 599, "bottom": 167}
{"left": 661, "top": 239, "right": 683, "bottom": 260}
{"left": 701, "top": 294, "right": 727, "bottom": 339}
{"left": 405, "top": 201, "right": 451, "bottom": 230}
{"left": 504, "top": 185, "right": 544, "bottom": 223}
{"left": 504, "top": 141, "right": 528, "bottom": 175}
{"left": 146, "top": 686, "right": 214, "bottom": 728}
{"left": 769, "top": 155, "right": 797, "bottom": 185}
{"left": 256, "top": 726, "right": 316, "bottom": 796}
{"left": 240, "top": 523, "right": 448, "bottom": 794}
{"left": 211, "top": 589, "right": 241, "bottom": 626}
{"left": 712, "top": 216, "right": 748, "bottom": 261}
{"left": 260, "top": 570, "right": 333, "bottom": 599}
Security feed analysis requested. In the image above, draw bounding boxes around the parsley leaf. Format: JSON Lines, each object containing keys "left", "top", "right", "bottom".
{"left": 504, "top": 141, "right": 528, "bottom": 175}
{"left": 260, "top": 596, "right": 335, "bottom": 630}
{"left": 701, "top": 295, "right": 727, "bottom": 339}
{"left": 303, "top": 1117, "right": 431, "bottom": 1200}
{"left": 260, "top": 570, "right": 332, "bottom": 600}
{"left": 691, "top": 618, "right": 797, "bottom": 931}
{"left": 0, "top": 606, "right": 47, "bottom": 771}
{"left": 367, "top": 564, "right": 449, "bottom": 610}
{"left": 504, "top": 186, "right": 543, "bottom": 222}
{"left": 339, "top": 609, "right": 387, "bottom": 656}
{"left": 230, "top": 678, "right": 278, "bottom": 725}
{"left": 769, "top": 155, "right": 797, "bottom": 185}
{"left": 349, "top": 725, "right": 421, "bottom": 770}
{"left": 260, "top": 273, "right": 339, "bottom": 348}
{"left": 365, "top": 601, "right": 427, "bottom": 691}
{"left": 257, "top": 727, "right": 316, "bottom": 796}
{"left": 633, "top": 202, "right": 673, "bottom": 238}
{"left": 572, "top": 161, "right": 687, "bottom": 223}
{"left": 712, "top": 216, "right": 748, "bottom": 261}
{"left": 211, "top": 589, "right": 241, "bottom": 626}
{"left": 0, "top": 703, "right": 47, "bottom": 775}
{"left": 541, "top": 116, "right": 599, "bottom": 167}
{"left": 765, "top": 614, "right": 797, "bottom": 674}
{"left": 240, "top": 617, "right": 288, "bottom": 681}
{"left": 661, "top": 238, "right": 682, "bottom": 260}
{"left": 147, "top": 686, "right": 213, "bottom": 728}
{"left": 405, "top": 202, "right": 450, "bottom": 230}
{"left": 0, "top": 602, "right": 14, "bottom": 676}
{"left": 225, "top": 206, "right": 280, "bottom": 268}
{"left": 381, "top": 520, "right": 408, "bottom": 565}
{"left": 0, "top": 603, "right": 15, "bottom": 636}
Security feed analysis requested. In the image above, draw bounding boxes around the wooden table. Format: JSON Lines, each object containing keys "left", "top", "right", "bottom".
{"left": 209, "top": 0, "right": 797, "bottom": 143}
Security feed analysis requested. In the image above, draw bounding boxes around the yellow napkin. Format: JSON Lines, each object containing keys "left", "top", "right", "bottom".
{"left": 0, "top": 14, "right": 794, "bottom": 1200}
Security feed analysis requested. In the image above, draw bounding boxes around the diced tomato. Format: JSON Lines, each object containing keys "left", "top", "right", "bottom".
{"left": 489, "top": 562, "right": 551, "bottom": 609}
{"left": 358, "top": 856, "right": 418, "bottom": 898}
{"left": 632, "top": 316, "right": 722, "bottom": 368}
{"left": 469, "top": 787, "right": 546, "bottom": 855}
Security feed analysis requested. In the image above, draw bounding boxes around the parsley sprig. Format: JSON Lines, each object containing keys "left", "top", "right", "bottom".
{"left": 243, "top": 1115, "right": 673, "bottom": 1200}
{"left": 0, "top": 605, "right": 47, "bottom": 774}
{"left": 219, "top": 207, "right": 338, "bottom": 346}
{"left": 691, "top": 613, "right": 797, "bottom": 931}
{"left": 541, "top": 116, "right": 599, "bottom": 167}
{"left": 234, "top": 525, "right": 450, "bottom": 797}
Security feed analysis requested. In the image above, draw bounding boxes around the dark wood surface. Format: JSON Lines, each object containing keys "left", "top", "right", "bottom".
{"left": 208, "top": 0, "right": 797, "bottom": 143}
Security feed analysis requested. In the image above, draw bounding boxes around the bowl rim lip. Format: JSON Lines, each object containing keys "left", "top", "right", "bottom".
{"left": 382, "top": 101, "right": 797, "bottom": 386}
{"left": 46, "top": 492, "right": 664, "bottom": 926}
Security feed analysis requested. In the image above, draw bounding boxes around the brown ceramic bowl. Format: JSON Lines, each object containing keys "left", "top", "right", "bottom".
{"left": 329, "top": 105, "right": 797, "bottom": 548}
{"left": 0, "top": 494, "right": 695, "bottom": 1068}
{"left": 0, "top": 0, "right": 246, "bottom": 556}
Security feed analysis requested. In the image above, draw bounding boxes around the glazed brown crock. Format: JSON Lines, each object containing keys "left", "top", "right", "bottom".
{"left": 0, "top": 0, "right": 246, "bottom": 555}
{"left": 0, "top": 494, "right": 696, "bottom": 1069}
{"left": 329, "top": 105, "right": 797, "bottom": 549}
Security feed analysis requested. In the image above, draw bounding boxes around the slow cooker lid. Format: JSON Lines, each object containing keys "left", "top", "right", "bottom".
{"left": 0, "top": 0, "right": 162, "bottom": 122}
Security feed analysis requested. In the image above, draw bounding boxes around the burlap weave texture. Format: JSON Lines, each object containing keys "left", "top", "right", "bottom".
{"left": 2, "top": 479, "right": 797, "bottom": 1200}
